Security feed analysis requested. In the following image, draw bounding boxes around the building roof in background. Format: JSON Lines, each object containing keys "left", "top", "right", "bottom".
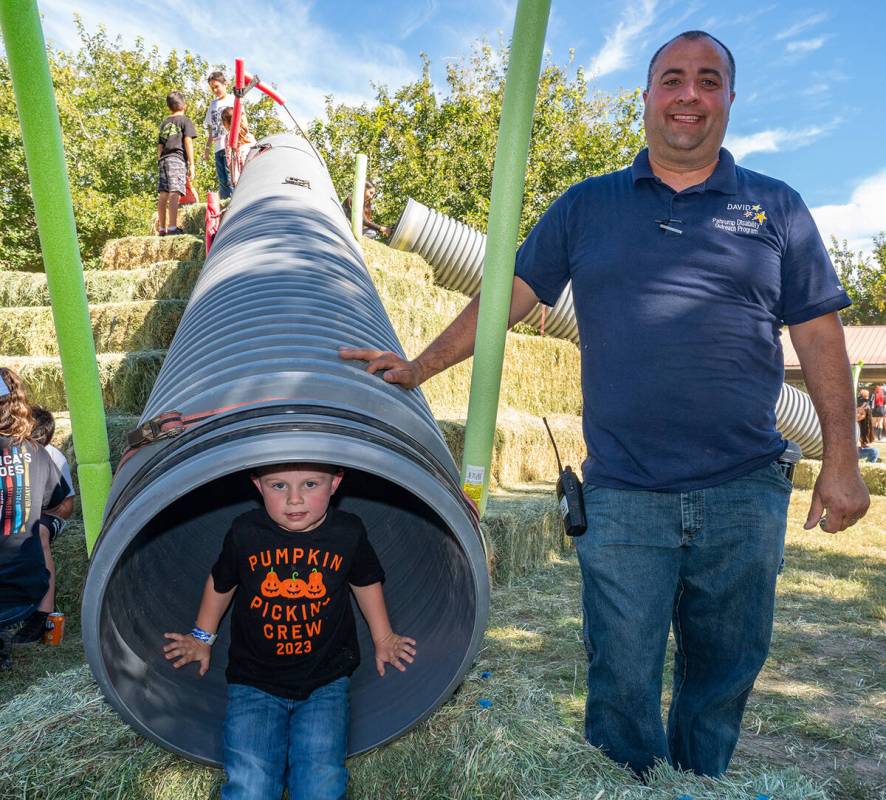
{"left": 783, "top": 326, "right": 886, "bottom": 382}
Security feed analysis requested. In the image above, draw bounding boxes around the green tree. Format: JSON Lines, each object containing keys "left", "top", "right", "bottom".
{"left": 0, "top": 19, "right": 284, "bottom": 271}
{"left": 309, "top": 43, "right": 645, "bottom": 238}
{"left": 829, "top": 234, "right": 886, "bottom": 324}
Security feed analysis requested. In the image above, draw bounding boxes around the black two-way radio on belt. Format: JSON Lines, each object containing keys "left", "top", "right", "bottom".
{"left": 542, "top": 417, "right": 587, "bottom": 537}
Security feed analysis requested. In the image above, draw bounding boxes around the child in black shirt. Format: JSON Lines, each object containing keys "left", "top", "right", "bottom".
{"left": 156, "top": 91, "right": 197, "bottom": 236}
{"left": 164, "top": 463, "right": 415, "bottom": 800}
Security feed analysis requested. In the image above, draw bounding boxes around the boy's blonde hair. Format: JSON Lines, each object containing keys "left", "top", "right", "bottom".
{"left": 0, "top": 367, "right": 35, "bottom": 443}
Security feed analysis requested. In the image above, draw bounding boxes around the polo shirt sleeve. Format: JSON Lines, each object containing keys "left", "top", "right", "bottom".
{"left": 779, "top": 190, "right": 851, "bottom": 326}
{"left": 514, "top": 191, "right": 572, "bottom": 307}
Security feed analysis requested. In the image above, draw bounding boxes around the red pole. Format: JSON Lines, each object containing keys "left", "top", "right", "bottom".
{"left": 228, "top": 57, "right": 245, "bottom": 170}
{"left": 243, "top": 71, "right": 286, "bottom": 106}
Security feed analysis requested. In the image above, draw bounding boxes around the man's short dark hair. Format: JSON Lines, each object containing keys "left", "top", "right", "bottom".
{"left": 30, "top": 405, "right": 55, "bottom": 446}
{"left": 647, "top": 31, "right": 735, "bottom": 91}
{"left": 166, "top": 91, "right": 186, "bottom": 112}
{"left": 207, "top": 70, "right": 227, "bottom": 85}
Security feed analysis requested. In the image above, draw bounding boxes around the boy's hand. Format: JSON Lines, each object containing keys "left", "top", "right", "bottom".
{"left": 373, "top": 632, "right": 416, "bottom": 676}
{"left": 163, "top": 632, "right": 211, "bottom": 676}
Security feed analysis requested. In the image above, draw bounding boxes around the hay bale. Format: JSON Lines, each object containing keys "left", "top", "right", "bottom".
{"left": 0, "top": 271, "right": 49, "bottom": 307}
{"left": 101, "top": 236, "right": 203, "bottom": 271}
{"left": 860, "top": 461, "right": 886, "bottom": 494}
{"left": 483, "top": 490, "right": 566, "bottom": 585}
{"left": 437, "top": 411, "right": 584, "bottom": 488}
{"left": 6, "top": 351, "right": 165, "bottom": 413}
{"left": 0, "top": 262, "right": 202, "bottom": 307}
{"left": 0, "top": 301, "right": 185, "bottom": 356}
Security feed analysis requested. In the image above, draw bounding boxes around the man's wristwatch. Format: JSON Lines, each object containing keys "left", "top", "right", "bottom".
{"left": 190, "top": 626, "right": 218, "bottom": 646}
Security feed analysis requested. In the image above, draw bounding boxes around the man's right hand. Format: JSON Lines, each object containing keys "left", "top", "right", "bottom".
{"left": 338, "top": 347, "right": 424, "bottom": 389}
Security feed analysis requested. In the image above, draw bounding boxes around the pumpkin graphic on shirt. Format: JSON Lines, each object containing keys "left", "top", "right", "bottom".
{"left": 303, "top": 568, "right": 326, "bottom": 599}
{"left": 260, "top": 569, "right": 282, "bottom": 598}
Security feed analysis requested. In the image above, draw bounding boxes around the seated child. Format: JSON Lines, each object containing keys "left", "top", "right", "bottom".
{"left": 0, "top": 369, "right": 69, "bottom": 666}
{"left": 14, "top": 406, "right": 76, "bottom": 644}
{"left": 164, "top": 463, "right": 415, "bottom": 800}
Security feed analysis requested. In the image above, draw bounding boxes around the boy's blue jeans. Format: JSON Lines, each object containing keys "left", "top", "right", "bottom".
{"left": 221, "top": 677, "right": 349, "bottom": 800}
{"left": 575, "top": 462, "right": 791, "bottom": 777}
{"left": 214, "top": 149, "right": 233, "bottom": 200}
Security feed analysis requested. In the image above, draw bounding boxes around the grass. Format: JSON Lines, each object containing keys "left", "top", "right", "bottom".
{"left": 1, "top": 492, "right": 882, "bottom": 799}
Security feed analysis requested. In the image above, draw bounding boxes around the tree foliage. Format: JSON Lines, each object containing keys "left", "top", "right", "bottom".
{"left": 309, "top": 44, "right": 646, "bottom": 239}
{"left": 0, "top": 20, "right": 284, "bottom": 271}
{"left": 829, "top": 234, "right": 886, "bottom": 324}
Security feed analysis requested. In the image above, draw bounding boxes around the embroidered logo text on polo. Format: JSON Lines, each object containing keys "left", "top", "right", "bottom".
{"left": 712, "top": 202, "right": 768, "bottom": 235}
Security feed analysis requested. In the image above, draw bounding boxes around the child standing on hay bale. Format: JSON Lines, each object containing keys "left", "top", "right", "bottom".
{"left": 12, "top": 406, "right": 75, "bottom": 644}
{"left": 0, "top": 369, "right": 70, "bottom": 668}
{"left": 221, "top": 106, "right": 257, "bottom": 188}
{"left": 156, "top": 90, "right": 197, "bottom": 237}
{"left": 163, "top": 463, "right": 415, "bottom": 800}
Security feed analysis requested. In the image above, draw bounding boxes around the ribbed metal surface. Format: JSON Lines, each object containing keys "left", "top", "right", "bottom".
{"left": 775, "top": 382, "right": 823, "bottom": 459}
{"left": 82, "top": 135, "right": 489, "bottom": 767}
{"left": 390, "top": 197, "right": 826, "bottom": 457}
{"left": 390, "top": 198, "right": 580, "bottom": 343}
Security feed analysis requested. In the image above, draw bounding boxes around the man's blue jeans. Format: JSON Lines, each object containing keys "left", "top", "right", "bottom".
{"left": 574, "top": 462, "right": 790, "bottom": 777}
{"left": 221, "top": 677, "right": 349, "bottom": 800}
{"left": 214, "top": 149, "right": 233, "bottom": 200}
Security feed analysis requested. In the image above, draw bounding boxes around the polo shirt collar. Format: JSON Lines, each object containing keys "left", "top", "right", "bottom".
{"left": 631, "top": 147, "right": 738, "bottom": 195}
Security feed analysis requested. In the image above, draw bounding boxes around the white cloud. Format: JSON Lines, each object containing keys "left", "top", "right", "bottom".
{"left": 398, "top": 0, "right": 439, "bottom": 39}
{"left": 724, "top": 121, "right": 839, "bottom": 161}
{"left": 588, "top": 0, "right": 658, "bottom": 78}
{"left": 785, "top": 36, "right": 827, "bottom": 55}
{"left": 775, "top": 12, "right": 827, "bottom": 40}
{"left": 811, "top": 171, "right": 886, "bottom": 256}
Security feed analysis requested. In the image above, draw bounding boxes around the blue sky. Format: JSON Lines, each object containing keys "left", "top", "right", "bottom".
{"left": 28, "top": 0, "right": 886, "bottom": 255}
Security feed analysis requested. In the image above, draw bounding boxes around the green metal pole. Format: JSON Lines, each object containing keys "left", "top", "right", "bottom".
{"left": 1, "top": 0, "right": 112, "bottom": 555}
{"left": 350, "top": 153, "right": 368, "bottom": 239}
{"left": 460, "top": 0, "right": 551, "bottom": 513}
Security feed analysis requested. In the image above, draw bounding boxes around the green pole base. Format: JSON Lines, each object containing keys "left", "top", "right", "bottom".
{"left": 77, "top": 460, "right": 113, "bottom": 556}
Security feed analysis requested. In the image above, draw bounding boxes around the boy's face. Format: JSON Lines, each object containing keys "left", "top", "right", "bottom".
{"left": 209, "top": 79, "right": 227, "bottom": 99}
{"left": 251, "top": 466, "right": 343, "bottom": 533}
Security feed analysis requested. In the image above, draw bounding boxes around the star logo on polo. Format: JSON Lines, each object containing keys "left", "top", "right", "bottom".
{"left": 715, "top": 202, "right": 769, "bottom": 235}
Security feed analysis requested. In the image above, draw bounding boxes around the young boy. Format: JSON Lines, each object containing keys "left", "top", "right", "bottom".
{"left": 157, "top": 91, "right": 197, "bottom": 236}
{"left": 13, "top": 406, "right": 75, "bottom": 644}
{"left": 203, "top": 71, "right": 235, "bottom": 200}
{"left": 163, "top": 463, "right": 415, "bottom": 800}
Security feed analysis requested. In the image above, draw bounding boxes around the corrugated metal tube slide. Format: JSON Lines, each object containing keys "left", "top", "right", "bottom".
{"left": 82, "top": 135, "right": 489, "bottom": 766}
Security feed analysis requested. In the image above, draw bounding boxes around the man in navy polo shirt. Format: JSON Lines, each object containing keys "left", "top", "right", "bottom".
{"left": 340, "top": 31, "right": 870, "bottom": 776}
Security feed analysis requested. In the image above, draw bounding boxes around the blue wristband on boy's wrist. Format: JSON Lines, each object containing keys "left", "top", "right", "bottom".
{"left": 190, "top": 626, "right": 217, "bottom": 646}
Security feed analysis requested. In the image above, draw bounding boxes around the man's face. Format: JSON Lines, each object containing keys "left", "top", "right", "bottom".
{"left": 252, "top": 466, "right": 343, "bottom": 533}
{"left": 643, "top": 36, "right": 735, "bottom": 166}
{"left": 209, "top": 79, "right": 227, "bottom": 99}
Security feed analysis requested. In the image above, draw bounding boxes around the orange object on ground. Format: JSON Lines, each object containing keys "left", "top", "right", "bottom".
{"left": 43, "top": 611, "right": 64, "bottom": 645}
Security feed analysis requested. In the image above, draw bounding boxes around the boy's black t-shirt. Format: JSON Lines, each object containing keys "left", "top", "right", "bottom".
{"left": 158, "top": 114, "right": 197, "bottom": 162}
{"left": 211, "top": 507, "right": 385, "bottom": 699}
